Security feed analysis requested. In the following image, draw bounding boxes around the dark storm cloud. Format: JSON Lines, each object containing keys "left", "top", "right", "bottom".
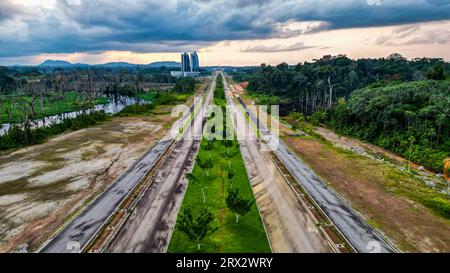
{"left": 0, "top": 0, "right": 23, "bottom": 22}
{"left": 1, "top": 0, "right": 450, "bottom": 57}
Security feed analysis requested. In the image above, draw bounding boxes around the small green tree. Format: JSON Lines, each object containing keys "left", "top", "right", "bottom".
{"left": 222, "top": 140, "right": 233, "bottom": 153}
{"left": 223, "top": 148, "right": 239, "bottom": 168}
{"left": 186, "top": 172, "right": 207, "bottom": 204}
{"left": 227, "top": 168, "right": 235, "bottom": 188}
{"left": 178, "top": 208, "right": 214, "bottom": 250}
{"left": 197, "top": 156, "right": 214, "bottom": 177}
{"left": 202, "top": 139, "right": 215, "bottom": 157}
{"left": 226, "top": 188, "right": 253, "bottom": 223}
{"left": 227, "top": 168, "right": 235, "bottom": 180}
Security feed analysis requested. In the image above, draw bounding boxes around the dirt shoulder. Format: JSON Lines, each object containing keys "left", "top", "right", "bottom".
{"left": 234, "top": 83, "right": 450, "bottom": 252}
{"left": 0, "top": 105, "right": 177, "bottom": 252}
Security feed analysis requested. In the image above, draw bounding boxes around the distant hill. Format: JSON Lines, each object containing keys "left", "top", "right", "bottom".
{"left": 38, "top": 60, "right": 74, "bottom": 67}
{"left": 148, "top": 61, "right": 181, "bottom": 68}
{"left": 100, "top": 62, "right": 137, "bottom": 68}
{"left": 36, "top": 59, "right": 181, "bottom": 68}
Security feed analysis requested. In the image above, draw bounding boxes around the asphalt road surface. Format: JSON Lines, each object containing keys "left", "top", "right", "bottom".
{"left": 39, "top": 89, "right": 209, "bottom": 253}
{"left": 227, "top": 75, "right": 396, "bottom": 253}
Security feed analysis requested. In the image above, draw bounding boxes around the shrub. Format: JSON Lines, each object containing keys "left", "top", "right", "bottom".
{"left": 309, "top": 109, "right": 327, "bottom": 125}
{"left": 422, "top": 197, "right": 450, "bottom": 219}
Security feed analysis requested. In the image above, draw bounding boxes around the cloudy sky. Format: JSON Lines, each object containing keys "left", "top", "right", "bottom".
{"left": 1, "top": 0, "right": 449, "bottom": 66}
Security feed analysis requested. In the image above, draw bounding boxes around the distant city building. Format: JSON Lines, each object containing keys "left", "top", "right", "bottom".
{"left": 172, "top": 51, "right": 200, "bottom": 78}
{"left": 181, "top": 52, "right": 191, "bottom": 73}
{"left": 170, "top": 71, "right": 184, "bottom": 77}
{"left": 190, "top": 52, "right": 199, "bottom": 72}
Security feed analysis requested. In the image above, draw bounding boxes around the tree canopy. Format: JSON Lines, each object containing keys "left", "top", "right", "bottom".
{"left": 319, "top": 80, "right": 450, "bottom": 172}
{"left": 231, "top": 55, "right": 448, "bottom": 116}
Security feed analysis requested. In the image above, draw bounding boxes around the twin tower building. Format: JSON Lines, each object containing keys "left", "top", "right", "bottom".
{"left": 171, "top": 52, "right": 200, "bottom": 78}
{"left": 182, "top": 52, "right": 199, "bottom": 73}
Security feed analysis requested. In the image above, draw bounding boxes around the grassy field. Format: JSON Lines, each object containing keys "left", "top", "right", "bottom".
{"left": 138, "top": 91, "right": 193, "bottom": 103}
{"left": 168, "top": 138, "right": 271, "bottom": 253}
{"left": 137, "top": 92, "right": 157, "bottom": 101}
{"left": 0, "top": 92, "right": 108, "bottom": 123}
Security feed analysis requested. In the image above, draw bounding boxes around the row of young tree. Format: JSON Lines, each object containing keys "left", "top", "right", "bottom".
{"left": 233, "top": 54, "right": 448, "bottom": 116}
{"left": 180, "top": 138, "right": 253, "bottom": 251}
{"left": 176, "top": 75, "right": 253, "bottom": 250}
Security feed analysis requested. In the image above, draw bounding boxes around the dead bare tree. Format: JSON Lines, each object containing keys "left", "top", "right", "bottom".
{"left": 0, "top": 95, "right": 4, "bottom": 122}
{"left": 327, "top": 75, "right": 333, "bottom": 109}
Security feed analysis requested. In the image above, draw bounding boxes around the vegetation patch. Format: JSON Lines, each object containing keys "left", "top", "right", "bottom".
{"left": 230, "top": 55, "right": 449, "bottom": 172}
{"left": 0, "top": 111, "right": 110, "bottom": 151}
{"left": 168, "top": 138, "right": 270, "bottom": 253}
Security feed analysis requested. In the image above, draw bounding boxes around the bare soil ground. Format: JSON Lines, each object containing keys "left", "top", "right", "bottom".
{"left": 314, "top": 127, "right": 417, "bottom": 167}
{"left": 0, "top": 106, "right": 176, "bottom": 252}
{"left": 283, "top": 136, "right": 450, "bottom": 252}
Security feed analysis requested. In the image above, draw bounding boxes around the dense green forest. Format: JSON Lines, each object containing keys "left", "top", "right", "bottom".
{"left": 233, "top": 54, "right": 448, "bottom": 115}
{"left": 314, "top": 81, "right": 450, "bottom": 172}
{"left": 230, "top": 54, "right": 450, "bottom": 172}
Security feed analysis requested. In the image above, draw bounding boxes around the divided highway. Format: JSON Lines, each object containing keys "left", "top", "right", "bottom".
{"left": 40, "top": 72, "right": 396, "bottom": 253}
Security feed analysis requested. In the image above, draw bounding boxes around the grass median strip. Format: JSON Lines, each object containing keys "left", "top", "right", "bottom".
{"left": 168, "top": 138, "right": 271, "bottom": 253}
{"left": 168, "top": 74, "right": 270, "bottom": 253}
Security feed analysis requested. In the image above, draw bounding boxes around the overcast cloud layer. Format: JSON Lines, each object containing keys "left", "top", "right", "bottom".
{"left": 0, "top": 0, "right": 449, "bottom": 58}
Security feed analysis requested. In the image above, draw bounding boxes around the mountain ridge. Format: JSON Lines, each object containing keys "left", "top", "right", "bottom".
{"left": 38, "top": 60, "right": 181, "bottom": 68}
